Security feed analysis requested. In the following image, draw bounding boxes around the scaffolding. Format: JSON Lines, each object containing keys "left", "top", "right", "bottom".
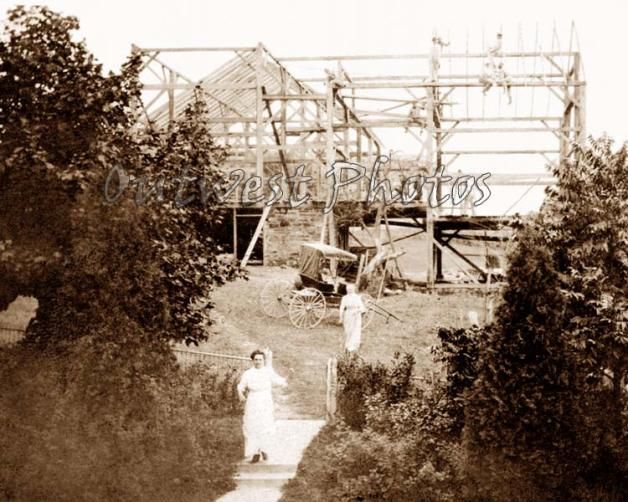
{"left": 135, "top": 24, "right": 586, "bottom": 287}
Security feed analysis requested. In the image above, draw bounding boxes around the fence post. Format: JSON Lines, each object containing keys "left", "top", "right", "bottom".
{"left": 326, "top": 356, "right": 338, "bottom": 423}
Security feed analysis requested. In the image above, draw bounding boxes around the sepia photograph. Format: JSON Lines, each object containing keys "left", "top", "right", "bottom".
{"left": 0, "top": 1, "right": 626, "bottom": 501}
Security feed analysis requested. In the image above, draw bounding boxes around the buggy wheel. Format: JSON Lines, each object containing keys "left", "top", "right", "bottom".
{"left": 259, "top": 279, "right": 292, "bottom": 318}
{"left": 360, "top": 293, "right": 376, "bottom": 328}
{"left": 288, "top": 288, "right": 326, "bottom": 329}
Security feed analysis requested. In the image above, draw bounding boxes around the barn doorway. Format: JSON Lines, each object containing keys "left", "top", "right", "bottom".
{"left": 217, "top": 208, "right": 264, "bottom": 264}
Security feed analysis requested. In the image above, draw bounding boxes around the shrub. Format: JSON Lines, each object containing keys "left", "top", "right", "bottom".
{"left": 282, "top": 354, "right": 465, "bottom": 502}
{"left": 432, "top": 326, "right": 482, "bottom": 435}
{"left": 462, "top": 138, "right": 628, "bottom": 498}
{"left": 0, "top": 338, "right": 243, "bottom": 502}
{"left": 336, "top": 352, "right": 414, "bottom": 430}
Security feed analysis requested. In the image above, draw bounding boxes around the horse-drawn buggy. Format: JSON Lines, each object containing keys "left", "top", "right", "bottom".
{"left": 259, "top": 242, "right": 385, "bottom": 329}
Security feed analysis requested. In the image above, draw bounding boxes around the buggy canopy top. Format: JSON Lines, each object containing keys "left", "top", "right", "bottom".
{"left": 300, "top": 242, "right": 357, "bottom": 261}
{"left": 298, "top": 242, "right": 357, "bottom": 280}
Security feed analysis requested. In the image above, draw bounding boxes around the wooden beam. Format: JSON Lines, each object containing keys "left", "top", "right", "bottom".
{"left": 432, "top": 238, "right": 480, "bottom": 284}
{"left": 241, "top": 205, "right": 271, "bottom": 267}
{"left": 300, "top": 72, "right": 563, "bottom": 82}
{"left": 138, "top": 46, "right": 257, "bottom": 53}
{"left": 442, "top": 149, "right": 559, "bottom": 155}
{"left": 436, "top": 236, "right": 486, "bottom": 277}
{"left": 255, "top": 44, "right": 265, "bottom": 179}
{"left": 143, "top": 83, "right": 257, "bottom": 90}
{"left": 344, "top": 81, "right": 584, "bottom": 90}
{"left": 263, "top": 94, "right": 326, "bottom": 101}
{"left": 277, "top": 51, "right": 579, "bottom": 62}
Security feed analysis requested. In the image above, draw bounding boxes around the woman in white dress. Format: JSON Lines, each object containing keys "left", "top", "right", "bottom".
{"left": 339, "top": 284, "right": 367, "bottom": 352}
{"left": 237, "top": 349, "right": 287, "bottom": 463}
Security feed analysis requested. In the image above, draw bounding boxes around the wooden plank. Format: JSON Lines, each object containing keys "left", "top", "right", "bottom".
{"left": 436, "top": 236, "right": 486, "bottom": 276}
{"left": 325, "top": 81, "right": 338, "bottom": 251}
{"left": 355, "top": 253, "right": 366, "bottom": 288}
{"left": 344, "top": 81, "right": 584, "bottom": 90}
{"left": 442, "top": 149, "right": 559, "bottom": 155}
{"left": 263, "top": 94, "right": 326, "bottom": 101}
{"left": 138, "top": 46, "right": 257, "bottom": 53}
{"left": 276, "top": 51, "right": 578, "bottom": 62}
{"left": 262, "top": 85, "right": 290, "bottom": 185}
{"left": 167, "top": 69, "right": 175, "bottom": 127}
{"left": 241, "top": 205, "right": 271, "bottom": 267}
{"left": 143, "top": 83, "right": 257, "bottom": 90}
{"left": 255, "top": 44, "right": 265, "bottom": 179}
{"left": 232, "top": 208, "right": 238, "bottom": 258}
{"left": 300, "top": 71, "right": 563, "bottom": 82}
{"left": 383, "top": 210, "right": 404, "bottom": 280}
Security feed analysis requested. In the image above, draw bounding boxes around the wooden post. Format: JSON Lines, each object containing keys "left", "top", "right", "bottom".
{"left": 355, "top": 253, "right": 366, "bottom": 289}
{"left": 573, "top": 52, "right": 586, "bottom": 147}
{"left": 484, "top": 271, "right": 493, "bottom": 324}
{"left": 376, "top": 259, "right": 388, "bottom": 300}
{"left": 320, "top": 212, "right": 328, "bottom": 243}
{"left": 167, "top": 69, "right": 176, "bottom": 128}
{"left": 325, "top": 76, "right": 338, "bottom": 276}
{"left": 255, "top": 43, "right": 264, "bottom": 179}
{"left": 232, "top": 208, "right": 238, "bottom": 258}
{"left": 425, "top": 94, "right": 436, "bottom": 287}
{"left": 326, "top": 356, "right": 338, "bottom": 423}
{"left": 383, "top": 209, "right": 404, "bottom": 280}
{"left": 326, "top": 82, "right": 337, "bottom": 247}
{"left": 366, "top": 137, "right": 373, "bottom": 198}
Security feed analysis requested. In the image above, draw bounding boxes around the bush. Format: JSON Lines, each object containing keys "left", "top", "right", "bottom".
{"left": 432, "top": 326, "right": 482, "bottom": 435}
{"left": 337, "top": 352, "right": 414, "bottom": 430}
{"left": 0, "top": 337, "right": 243, "bottom": 502}
{"left": 282, "top": 354, "right": 465, "bottom": 502}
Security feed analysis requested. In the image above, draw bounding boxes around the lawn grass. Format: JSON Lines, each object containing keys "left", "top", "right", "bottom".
{"left": 196, "top": 266, "right": 487, "bottom": 418}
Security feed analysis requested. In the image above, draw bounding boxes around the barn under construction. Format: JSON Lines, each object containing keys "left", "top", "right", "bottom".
{"left": 135, "top": 25, "right": 585, "bottom": 289}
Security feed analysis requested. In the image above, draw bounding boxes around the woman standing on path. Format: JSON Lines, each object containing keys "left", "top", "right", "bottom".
{"left": 237, "top": 348, "right": 287, "bottom": 463}
{"left": 339, "top": 284, "right": 367, "bottom": 353}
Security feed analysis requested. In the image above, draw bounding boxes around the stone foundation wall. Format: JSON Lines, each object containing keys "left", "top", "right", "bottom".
{"left": 264, "top": 203, "right": 326, "bottom": 266}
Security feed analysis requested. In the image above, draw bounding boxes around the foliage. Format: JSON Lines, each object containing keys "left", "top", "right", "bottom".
{"left": 127, "top": 95, "right": 244, "bottom": 344}
{"left": 0, "top": 7, "right": 246, "bottom": 500}
{"left": 0, "top": 342, "right": 243, "bottom": 502}
{"left": 0, "top": 5, "right": 243, "bottom": 347}
{"left": 337, "top": 352, "right": 414, "bottom": 429}
{"left": 0, "top": 5, "right": 141, "bottom": 312}
{"left": 333, "top": 201, "right": 369, "bottom": 231}
{"left": 282, "top": 354, "right": 465, "bottom": 502}
{"left": 432, "top": 326, "right": 482, "bottom": 435}
{"left": 464, "top": 137, "right": 628, "bottom": 497}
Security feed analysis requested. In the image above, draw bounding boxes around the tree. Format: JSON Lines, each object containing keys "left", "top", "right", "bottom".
{"left": 546, "top": 138, "right": 628, "bottom": 433}
{"left": 128, "top": 94, "right": 244, "bottom": 344}
{"left": 0, "top": 5, "right": 141, "bottom": 314}
{"left": 465, "top": 137, "right": 628, "bottom": 496}
{"left": 0, "top": 6, "right": 242, "bottom": 348}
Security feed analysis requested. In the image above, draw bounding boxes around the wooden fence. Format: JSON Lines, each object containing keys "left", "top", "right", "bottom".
{"left": 173, "top": 348, "right": 250, "bottom": 372}
{"left": 0, "top": 326, "right": 25, "bottom": 346}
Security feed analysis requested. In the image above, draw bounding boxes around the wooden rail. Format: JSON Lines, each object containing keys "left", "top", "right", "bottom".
{"left": 173, "top": 348, "right": 250, "bottom": 371}
{"left": 0, "top": 326, "right": 26, "bottom": 346}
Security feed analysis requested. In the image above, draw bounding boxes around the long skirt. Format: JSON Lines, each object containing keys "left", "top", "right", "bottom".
{"left": 344, "top": 310, "right": 362, "bottom": 352}
{"left": 243, "top": 389, "right": 275, "bottom": 457}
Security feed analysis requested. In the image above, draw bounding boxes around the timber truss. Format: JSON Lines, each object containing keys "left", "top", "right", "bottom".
{"left": 134, "top": 27, "right": 585, "bottom": 286}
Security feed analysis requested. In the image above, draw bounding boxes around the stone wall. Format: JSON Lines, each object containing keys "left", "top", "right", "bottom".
{"left": 264, "top": 203, "right": 326, "bottom": 266}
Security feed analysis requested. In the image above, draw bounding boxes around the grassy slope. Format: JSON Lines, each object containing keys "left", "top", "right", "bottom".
{"left": 1, "top": 270, "right": 486, "bottom": 418}
{"left": 197, "top": 266, "right": 486, "bottom": 418}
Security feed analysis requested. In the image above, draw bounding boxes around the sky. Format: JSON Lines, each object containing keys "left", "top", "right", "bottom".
{"left": 1, "top": 0, "right": 626, "bottom": 214}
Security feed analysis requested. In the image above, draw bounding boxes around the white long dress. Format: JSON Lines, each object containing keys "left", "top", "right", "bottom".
{"left": 339, "top": 293, "right": 367, "bottom": 352}
{"left": 237, "top": 366, "right": 287, "bottom": 457}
